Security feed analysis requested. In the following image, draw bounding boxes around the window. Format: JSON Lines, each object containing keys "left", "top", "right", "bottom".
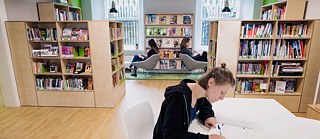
{"left": 104, "top": 0, "right": 141, "bottom": 50}
{"left": 200, "top": 0, "right": 241, "bottom": 47}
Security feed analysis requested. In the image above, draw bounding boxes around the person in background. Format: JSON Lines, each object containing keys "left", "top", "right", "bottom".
{"left": 127, "top": 39, "right": 159, "bottom": 77}
{"left": 153, "top": 63, "right": 235, "bottom": 139}
{"left": 180, "top": 37, "right": 208, "bottom": 62}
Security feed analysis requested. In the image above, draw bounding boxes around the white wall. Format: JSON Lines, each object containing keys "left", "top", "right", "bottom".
{"left": 4, "top": 0, "right": 54, "bottom": 21}
{"left": 144, "top": 0, "right": 196, "bottom": 14}
{"left": 305, "top": 0, "right": 320, "bottom": 19}
{"left": 241, "top": 0, "right": 263, "bottom": 19}
{"left": 0, "top": 0, "right": 20, "bottom": 107}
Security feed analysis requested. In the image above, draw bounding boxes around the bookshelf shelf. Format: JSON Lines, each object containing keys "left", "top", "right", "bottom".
{"left": 270, "top": 76, "right": 304, "bottom": 78}
{"left": 37, "top": 2, "right": 82, "bottom": 21}
{"left": 272, "top": 58, "right": 307, "bottom": 61}
{"left": 236, "top": 93, "right": 268, "bottom": 95}
{"left": 236, "top": 74, "right": 269, "bottom": 78}
{"left": 146, "top": 36, "right": 192, "bottom": 38}
{"left": 268, "top": 92, "right": 301, "bottom": 96}
{"left": 32, "top": 57, "right": 60, "bottom": 60}
{"left": 260, "top": 0, "right": 306, "bottom": 20}
{"left": 238, "top": 58, "right": 271, "bottom": 62}
{"left": 34, "top": 72, "right": 63, "bottom": 75}
{"left": 29, "top": 40, "right": 58, "bottom": 43}
{"left": 61, "top": 57, "right": 91, "bottom": 60}
{"left": 240, "top": 38, "right": 273, "bottom": 40}
{"left": 147, "top": 47, "right": 180, "bottom": 49}
{"left": 59, "top": 40, "right": 90, "bottom": 43}
{"left": 6, "top": 21, "right": 125, "bottom": 108}
{"left": 275, "top": 37, "right": 311, "bottom": 40}
{"left": 146, "top": 24, "right": 193, "bottom": 26}
{"left": 63, "top": 73, "right": 92, "bottom": 76}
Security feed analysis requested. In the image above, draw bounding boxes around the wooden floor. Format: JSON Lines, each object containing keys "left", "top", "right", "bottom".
{"left": 0, "top": 80, "right": 309, "bottom": 139}
{"left": 0, "top": 80, "right": 179, "bottom": 139}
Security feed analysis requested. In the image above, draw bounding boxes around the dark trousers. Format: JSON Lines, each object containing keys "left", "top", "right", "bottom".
{"left": 192, "top": 51, "right": 208, "bottom": 62}
{"left": 130, "top": 55, "right": 147, "bottom": 74}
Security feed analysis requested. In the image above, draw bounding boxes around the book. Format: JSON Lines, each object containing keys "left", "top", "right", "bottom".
{"left": 283, "top": 79, "right": 296, "bottom": 93}
{"left": 168, "top": 27, "right": 177, "bottom": 36}
{"left": 275, "top": 81, "right": 286, "bottom": 93}
{"left": 183, "top": 15, "right": 192, "bottom": 24}
{"left": 170, "top": 15, "right": 177, "bottom": 24}
{"left": 163, "top": 38, "right": 173, "bottom": 47}
{"left": 74, "top": 62, "right": 85, "bottom": 74}
{"left": 85, "top": 63, "right": 92, "bottom": 73}
{"left": 173, "top": 38, "right": 180, "bottom": 48}
{"left": 62, "top": 28, "right": 72, "bottom": 40}
{"left": 159, "top": 15, "right": 167, "bottom": 24}
{"left": 147, "top": 14, "right": 156, "bottom": 24}
{"left": 156, "top": 39, "right": 163, "bottom": 47}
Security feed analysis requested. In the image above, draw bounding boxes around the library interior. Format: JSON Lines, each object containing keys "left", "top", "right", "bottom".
{"left": 0, "top": 0, "right": 320, "bottom": 139}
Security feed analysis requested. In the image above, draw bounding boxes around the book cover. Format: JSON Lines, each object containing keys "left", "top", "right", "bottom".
{"left": 183, "top": 15, "right": 192, "bottom": 24}
{"left": 62, "top": 28, "right": 72, "bottom": 40}
{"left": 169, "top": 60, "right": 177, "bottom": 69}
{"left": 170, "top": 15, "right": 177, "bottom": 24}
{"left": 160, "top": 27, "right": 167, "bottom": 36}
{"left": 173, "top": 38, "right": 180, "bottom": 48}
{"left": 79, "top": 28, "right": 89, "bottom": 40}
{"left": 156, "top": 39, "right": 163, "bottom": 47}
{"left": 159, "top": 15, "right": 167, "bottom": 24}
{"left": 275, "top": 81, "right": 286, "bottom": 93}
{"left": 85, "top": 63, "right": 92, "bottom": 73}
{"left": 163, "top": 38, "right": 173, "bottom": 47}
{"left": 148, "top": 14, "right": 156, "bottom": 24}
{"left": 168, "top": 27, "right": 177, "bottom": 36}
{"left": 284, "top": 79, "right": 296, "bottom": 93}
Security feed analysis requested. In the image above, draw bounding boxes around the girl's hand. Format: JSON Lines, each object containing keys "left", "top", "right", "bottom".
{"left": 204, "top": 117, "right": 217, "bottom": 128}
{"left": 209, "top": 134, "right": 226, "bottom": 139}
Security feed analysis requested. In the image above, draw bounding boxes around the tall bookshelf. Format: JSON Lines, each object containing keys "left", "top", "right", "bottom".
{"left": 260, "top": 0, "right": 306, "bottom": 20}
{"left": 145, "top": 14, "right": 193, "bottom": 70}
{"left": 37, "top": 2, "right": 82, "bottom": 21}
{"left": 234, "top": 20, "right": 316, "bottom": 112}
{"left": 6, "top": 21, "right": 125, "bottom": 107}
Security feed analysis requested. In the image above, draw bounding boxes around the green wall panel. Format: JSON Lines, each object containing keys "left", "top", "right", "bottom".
{"left": 264, "top": 0, "right": 278, "bottom": 5}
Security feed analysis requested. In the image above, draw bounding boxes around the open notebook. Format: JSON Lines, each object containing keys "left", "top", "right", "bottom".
{"left": 188, "top": 119, "right": 253, "bottom": 139}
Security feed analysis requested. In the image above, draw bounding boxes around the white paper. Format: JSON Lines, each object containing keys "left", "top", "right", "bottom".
{"left": 260, "top": 83, "right": 267, "bottom": 89}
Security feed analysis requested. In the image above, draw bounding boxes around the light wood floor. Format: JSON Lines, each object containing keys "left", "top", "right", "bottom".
{"left": 0, "top": 80, "right": 179, "bottom": 139}
{"left": 0, "top": 80, "right": 308, "bottom": 139}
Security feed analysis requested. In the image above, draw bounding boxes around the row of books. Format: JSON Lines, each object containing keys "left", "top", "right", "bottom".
{"left": 160, "top": 50, "right": 181, "bottom": 59}
{"left": 33, "top": 61, "right": 59, "bottom": 73}
{"left": 237, "top": 62, "right": 268, "bottom": 75}
{"left": 32, "top": 44, "right": 59, "bottom": 57}
{"left": 269, "top": 79, "right": 296, "bottom": 93}
{"left": 64, "top": 78, "right": 93, "bottom": 91}
{"left": 273, "top": 6, "right": 286, "bottom": 20}
{"left": 149, "top": 38, "right": 186, "bottom": 48}
{"left": 159, "top": 60, "right": 178, "bottom": 69}
{"left": 146, "top": 27, "right": 192, "bottom": 37}
{"left": 36, "top": 78, "right": 63, "bottom": 90}
{"left": 241, "top": 23, "right": 273, "bottom": 38}
{"left": 239, "top": 40, "right": 272, "bottom": 59}
{"left": 110, "top": 26, "right": 121, "bottom": 40}
{"left": 147, "top": 14, "right": 192, "bottom": 25}
{"left": 54, "top": 9, "right": 81, "bottom": 21}
{"left": 65, "top": 62, "right": 92, "bottom": 74}
{"left": 236, "top": 79, "right": 266, "bottom": 94}
{"left": 277, "top": 23, "right": 308, "bottom": 38}
{"left": 261, "top": 10, "right": 273, "bottom": 20}
{"left": 36, "top": 77, "right": 93, "bottom": 91}
{"left": 273, "top": 40, "right": 305, "bottom": 59}
{"left": 271, "top": 62, "right": 303, "bottom": 76}
{"left": 61, "top": 28, "right": 88, "bottom": 41}
{"left": 27, "top": 28, "right": 57, "bottom": 41}
{"left": 61, "top": 46, "right": 90, "bottom": 58}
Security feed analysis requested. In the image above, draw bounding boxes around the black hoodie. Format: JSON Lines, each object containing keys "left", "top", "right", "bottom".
{"left": 153, "top": 79, "right": 215, "bottom": 139}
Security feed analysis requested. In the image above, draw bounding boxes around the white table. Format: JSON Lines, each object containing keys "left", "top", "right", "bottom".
{"left": 189, "top": 98, "right": 320, "bottom": 139}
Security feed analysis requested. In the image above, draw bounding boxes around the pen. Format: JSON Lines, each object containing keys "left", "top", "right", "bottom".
{"left": 217, "top": 125, "right": 222, "bottom": 135}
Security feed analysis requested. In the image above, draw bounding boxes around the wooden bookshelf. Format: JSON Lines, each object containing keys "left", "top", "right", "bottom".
{"left": 209, "top": 19, "right": 320, "bottom": 112}
{"left": 236, "top": 20, "right": 315, "bottom": 112}
{"left": 260, "top": 0, "right": 306, "bottom": 20}
{"left": 6, "top": 21, "right": 125, "bottom": 107}
{"left": 37, "top": 2, "right": 82, "bottom": 21}
{"left": 208, "top": 21, "right": 218, "bottom": 71}
{"left": 145, "top": 14, "right": 193, "bottom": 70}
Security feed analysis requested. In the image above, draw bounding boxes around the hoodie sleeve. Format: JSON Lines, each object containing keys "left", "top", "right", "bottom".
{"left": 162, "top": 91, "right": 208, "bottom": 139}
{"left": 198, "top": 98, "right": 215, "bottom": 123}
